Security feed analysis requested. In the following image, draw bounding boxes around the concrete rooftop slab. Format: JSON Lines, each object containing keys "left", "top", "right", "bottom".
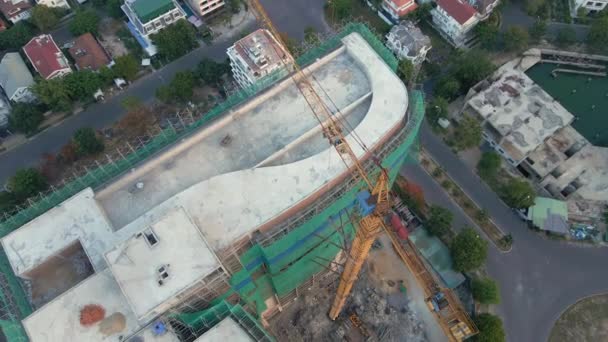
{"left": 194, "top": 317, "right": 254, "bottom": 342}
{"left": 105, "top": 207, "right": 220, "bottom": 322}
{"left": 22, "top": 269, "right": 141, "bottom": 342}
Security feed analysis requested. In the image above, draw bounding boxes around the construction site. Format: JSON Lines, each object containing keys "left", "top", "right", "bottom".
{"left": 0, "top": 4, "right": 477, "bottom": 341}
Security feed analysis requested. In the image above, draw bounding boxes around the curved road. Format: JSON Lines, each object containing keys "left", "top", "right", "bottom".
{"left": 402, "top": 122, "right": 608, "bottom": 342}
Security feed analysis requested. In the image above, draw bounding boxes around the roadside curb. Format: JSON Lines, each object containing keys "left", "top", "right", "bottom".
{"left": 420, "top": 148, "right": 513, "bottom": 253}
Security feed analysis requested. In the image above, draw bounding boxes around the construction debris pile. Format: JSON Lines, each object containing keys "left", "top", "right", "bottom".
{"left": 269, "top": 266, "right": 428, "bottom": 342}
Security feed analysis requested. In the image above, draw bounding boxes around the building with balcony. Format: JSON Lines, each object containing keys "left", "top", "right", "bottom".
{"left": 0, "top": 52, "right": 36, "bottom": 103}
{"left": 0, "top": 0, "right": 32, "bottom": 23}
{"left": 186, "top": 0, "right": 224, "bottom": 17}
{"left": 381, "top": 0, "right": 418, "bottom": 23}
{"left": 431, "top": 0, "right": 479, "bottom": 47}
{"left": 23, "top": 34, "right": 72, "bottom": 80}
{"left": 385, "top": 21, "right": 431, "bottom": 65}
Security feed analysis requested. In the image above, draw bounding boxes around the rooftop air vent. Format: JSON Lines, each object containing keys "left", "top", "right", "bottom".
{"left": 157, "top": 264, "right": 170, "bottom": 286}
{"left": 143, "top": 228, "right": 159, "bottom": 247}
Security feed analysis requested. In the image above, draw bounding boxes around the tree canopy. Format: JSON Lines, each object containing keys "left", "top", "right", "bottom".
{"left": 503, "top": 26, "right": 530, "bottom": 51}
{"left": 473, "top": 314, "right": 506, "bottom": 342}
{"left": 156, "top": 71, "right": 197, "bottom": 103}
{"left": 450, "top": 50, "right": 495, "bottom": 90}
{"left": 588, "top": 13, "right": 608, "bottom": 53}
{"left": 529, "top": 20, "right": 547, "bottom": 42}
{"left": 453, "top": 115, "right": 482, "bottom": 150}
{"left": 435, "top": 76, "right": 461, "bottom": 100}
{"left": 450, "top": 227, "right": 488, "bottom": 272}
{"left": 0, "top": 22, "right": 35, "bottom": 50}
{"left": 398, "top": 59, "right": 414, "bottom": 83}
{"left": 69, "top": 9, "right": 101, "bottom": 36}
{"left": 151, "top": 20, "right": 199, "bottom": 61}
{"left": 427, "top": 97, "right": 449, "bottom": 125}
{"left": 30, "top": 5, "right": 60, "bottom": 32}
{"left": 0, "top": 191, "right": 17, "bottom": 216}
{"left": 426, "top": 205, "right": 453, "bottom": 237}
{"left": 73, "top": 127, "right": 104, "bottom": 156}
{"left": 555, "top": 27, "right": 577, "bottom": 47}
{"left": 63, "top": 70, "right": 104, "bottom": 102}
{"left": 8, "top": 103, "right": 44, "bottom": 134}
{"left": 113, "top": 54, "right": 140, "bottom": 81}
{"left": 500, "top": 178, "right": 536, "bottom": 209}
{"left": 475, "top": 22, "right": 500, "bottom": 49}
{"left": 471, "top": 276, "right": 501, "bottom": 304}
{"left": 327, "top": 0, "right": 353, "bottom": 20}
{"left": 32, "top": 78, "right": 72, "bottom": 112}
{"left": 196, "top": 58, "right": 229, "bottom": 86}
{"left": 304, "top": 26, "right": 320, "bottom": 45}
{"left": 8, "top": 168, "right": 48, "bottom": 200}
{"left": 477, "top": 152, "right": 501, "bottom": 181}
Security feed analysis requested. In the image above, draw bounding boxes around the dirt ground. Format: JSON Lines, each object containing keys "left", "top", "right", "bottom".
{"left": 549, "top": 294, "right": 608, "bottom": 342}
{"left": 23, "top": 242, "right": 94, "bottom": 309}
{"left": 98, "top": 18, "right": 129, "bottom": 58}
{"left": 268, "top": 235, "right": 442, "bottom": 342}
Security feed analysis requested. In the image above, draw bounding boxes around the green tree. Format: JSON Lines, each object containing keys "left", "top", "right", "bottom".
{"left": 427, "top": 97, "right": 449, "bottom": 125}
{"left": 503, "top": 26, "right": 530, "bottom": 51}
{"left": 409, "top": 2, "right": 433, "bottom": 21}
{"left": 121, "top": 96, "right": 143, "bottom": 111}
{"left": 113, "top": 54, "right": 140, "bottom": 81}
{"left": 587, "top": 14, "right": 608, "bottom": 53}
{"left": 30, "top": 5, "right": 60, "bottom": 32}
{"left": 32, "top": 78, "right": 72, "bottom": 111}
{"left": 279, "top": 32, "right": 300, "bottom": 55}
{"left": 477, "top": 152, "right": 501, "bottom": 181}
{"left": 304, "top": 26, "right": 320, "bottom": 45}
{"left": 0, "top": 191, "right": 17, "bottom": 215}
{"left": 426, "top": 205, "right": 453, "bottom": 237}
{"left": 555, "top": 27, "right": 577, "bottom": 47}
{"left": 475, "top": 22, "right": 500, "bottom": 49}
{"left": 226, "top": 0, "right": 241, "bottom": 13}
{"left": 327, "top": 0, "right": 353, "bottom": 20}
{"left": 453, "top": 115, "right": 482, "bottom": 150}
{"left": 524, "top": 0, "right": 547, "bottom": 16}
{"left": 450, "top": 227, "right": 488, "bottom": 272}
{"left": 471, "top": 277, "right": 501, "bottom": 304}
{"left": 156, "top": 71, "right": 197, "bottom": 103}
{"left": 451, "top": 50, "right": 495, "bottom": 90}
{"left": 398, "top": 59, "right": 415, "bottom": 82}
{"left": 196, "top": 58, "right": 229, "bottom": 85}
{"left": 8, "top": 168, "right": 48, "bottom": 200}
{"left": 529, "top": 19, "right": 547, "bottom": 41}
{"left": 0, "top": 22, "right": 36, "bottom": 50}
{"left": 69, "top": 10, "right": 101, "bottom": 36}
{"left": 8, "top": 103, "right": 44, "bottom": 134}
{"left": 151, "top": 20, "right": 198, "bottom": 61}
{"left": 73, "top": 127, "right": 104, "bottom": 156}
{"left": 473, "top": 314, "right": 506, "bottom": 342}
{"left": 63, "top": 70, "right": 104, "bottom": 101}
{"left": 500, "top": 178, "right": 536, "bottom": 209}
{"left": 435, "top": 76, "right": 461, "bottom": 100}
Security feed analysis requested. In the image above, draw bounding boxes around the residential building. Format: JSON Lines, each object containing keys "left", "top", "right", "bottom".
{"left": 0, "top": 31, "right": 423, "bottom": 342}
{"left": 0, "top": 52, "right": 36, "bottom": 103}
{"left": 34, "top": 0, "right": 69, "bottom": 8}
{"left": 574, "top": 0, "right": 608, "bottom": 13}
{"left": 0, "top": 96, "right": 10, "bottom": 128}
{"left": 381, "top": 0, "right": 418, "bottom": 23}
{"left": 0, "top": 0, "right": 32, "bottom": 23}
{"left": 122, "top": 0, "right": 186, "bottom": 38}
{"left": 467, "top": 0, "right": 500, "bottom": 20}
{"left": 463, "top": 65, "right": 573, "bottom": 167}
{"left": 68, "top": 33, "right": 112, "bottom": 71}
{"left": 23, "top": 34, "right": 72, "bottom": 80}
{"left": 431, "top": 0, "right": 479, "bottom": 47}
{"left": 227, "top": 29, "right": 289, "bottom": 89}
{"left": 121, "top": 0, "right": 187, "bottom": 56}
{"left": 385, "top": 21, "right": 431, "bottom": 64}
{"left": 186, "top": 0, "right": 225, "bottom": 17}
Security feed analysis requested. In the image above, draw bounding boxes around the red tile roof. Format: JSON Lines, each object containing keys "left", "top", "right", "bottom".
{"left": 23, "top": 34, "right": 70, "bottom": 79}
{"left": 69, "top": 33, "right": 111, "bottom": 71}
{"left": 0, "top": 0, "right": 32, "bottom": 22}
{"left": 389, "top": 0, "right": 415, "bottom": 7}
{"left": 436, "top": 0, "right": 478, "bottom": 25}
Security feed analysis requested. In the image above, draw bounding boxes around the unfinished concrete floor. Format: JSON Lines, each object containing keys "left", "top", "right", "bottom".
{"left": 268, "top": 234, "right": 444, "bottom": 342}
{"left": 22, "top": 241, "right": 94, "bottom": 309}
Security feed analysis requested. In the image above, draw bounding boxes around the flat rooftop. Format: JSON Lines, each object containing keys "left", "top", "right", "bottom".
{"left": 467, "top": 66, "right": 573, "bottom": 161}
{"left": 1, "top": 32, "right": 408, "bottom": 315}
{"left": 105, "top": 207, "right": 220, "bottom": 322}
{"left": 194, "top": 317, "right": 254, "bottom": 342}
{"left": 22, "top": 269, "right": 141, "bottom": 342}
{"left": 229, "top": 29, "right": 288, "bottom": 75}
{"left": 525, "top": 125, "right": 586, "bottom": 179}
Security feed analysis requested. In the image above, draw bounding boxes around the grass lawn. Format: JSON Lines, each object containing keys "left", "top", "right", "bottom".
{"left": 549, "top": 294, "right": 608, "bottom": 342}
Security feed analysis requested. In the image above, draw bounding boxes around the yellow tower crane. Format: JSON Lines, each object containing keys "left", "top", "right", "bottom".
{"left": 247, "top": 1, "right": 477, "bottom": 340}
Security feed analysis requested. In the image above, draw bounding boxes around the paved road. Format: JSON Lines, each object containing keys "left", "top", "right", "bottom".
{"left": 401, "top": 122, "right": 608, "bottom": 342}
{"left": 0, "top": 0, "right": 331, "bottom": 186}
{"left": 500, "top": 3, "right": 590, "bottom": 40}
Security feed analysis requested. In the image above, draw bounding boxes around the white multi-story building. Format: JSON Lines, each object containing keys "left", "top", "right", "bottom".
{"left": 431, "top": 0, "right": 479, "bottom": 47}
{"left": 386, "top": 21, "right": 432, "bottom": 65}
{"left": 186, "top": 0, "right": 224, "bottom": 17}
{"left": 227, "top": 29, "right": 289, "bottom": 89}
{"left": 0, "top": 0, "right": 33, "bottom": 23}
{"left": 35, "top": 0, "right": 69, "bottom": 8}
{"left": 574, "top": 0, "right": 607, "bottom": 13}
{"left": 0, "top": 53, "right": 36, "bottom": 103}
{"left": 122, "top": 0, "right": 186, "bottom": 38}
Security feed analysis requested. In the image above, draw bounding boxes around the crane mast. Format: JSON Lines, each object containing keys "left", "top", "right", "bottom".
{"left": 247, "top": 2, "right": 477, "bottom": 340}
